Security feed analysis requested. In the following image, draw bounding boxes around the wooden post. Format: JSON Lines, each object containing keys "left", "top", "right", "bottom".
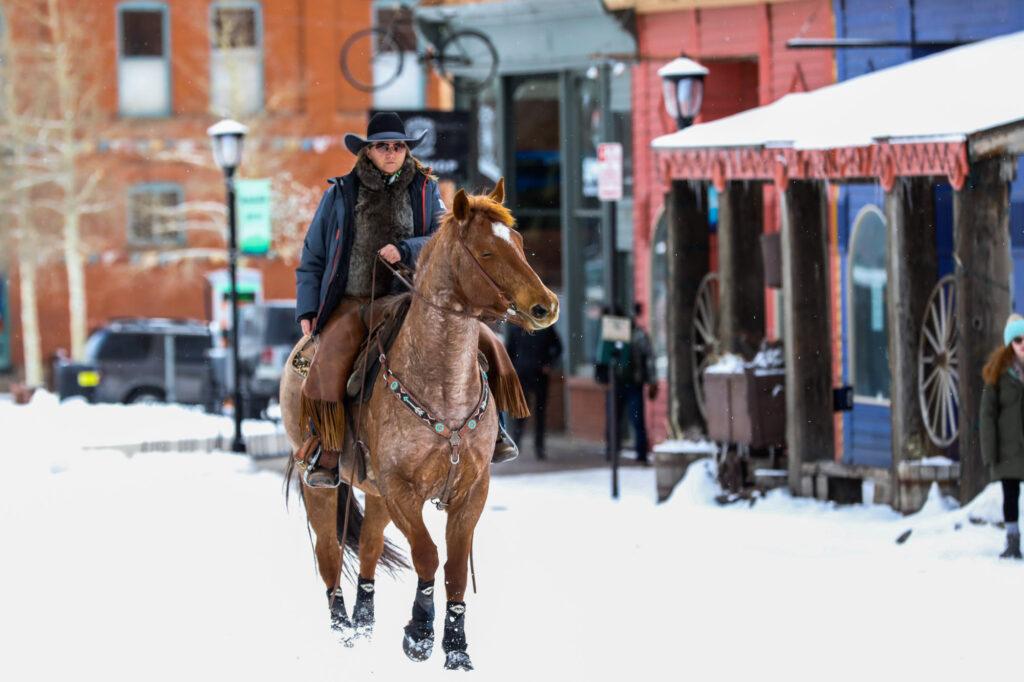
{"left": 886, "top": 177, "right": 938, "bottom": 511}
{"left": 779, "top": 180, "right": 835, "bottom": 492}
{"left": 954, "top": 157, "right": 1014, "bottom": 504}
{"left": 718, "top": 181, "right": 766, "bottom": 357}
{"left": 666, "top": 180, "right": 710, "bottom": 437}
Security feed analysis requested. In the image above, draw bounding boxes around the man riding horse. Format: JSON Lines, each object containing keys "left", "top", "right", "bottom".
{"left": 296, "top": 112, "right": 522, "bottom": 488}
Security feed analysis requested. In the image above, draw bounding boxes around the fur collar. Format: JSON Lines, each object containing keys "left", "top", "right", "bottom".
{"left": 354, "top": 153, "right": 415, "bottom": 192}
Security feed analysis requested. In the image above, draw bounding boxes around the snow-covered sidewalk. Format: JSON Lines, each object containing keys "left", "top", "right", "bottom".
{"left": 1, "top": 397, "right": 1020, "bottom": 680}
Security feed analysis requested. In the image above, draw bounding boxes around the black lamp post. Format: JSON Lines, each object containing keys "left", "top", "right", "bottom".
{"left": 658, "top": 56, "right": 708, "bottom": 130}
{"left": 207, "top": 118, "right": 249, "bottom": 453}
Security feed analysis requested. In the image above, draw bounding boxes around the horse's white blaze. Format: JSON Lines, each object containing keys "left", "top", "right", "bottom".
{"left": 491, "top": 222, "right": 512, "bottom": 243}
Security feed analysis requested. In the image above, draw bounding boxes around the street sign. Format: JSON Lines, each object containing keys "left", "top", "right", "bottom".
{"left": 596, "top": 142, "right": 623, "bottom": 202}
{"left": 235, "top": 178, "right": 272, "bottom": 255}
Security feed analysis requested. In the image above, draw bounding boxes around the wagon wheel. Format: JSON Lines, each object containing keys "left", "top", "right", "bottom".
{"left": 918, "top": 275, "right": 959, "bottom": 447}
{"left": 692, "top": 272, "right": 721, "bottom": 422}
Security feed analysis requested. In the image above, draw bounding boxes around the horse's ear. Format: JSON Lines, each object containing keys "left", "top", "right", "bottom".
{"left": 453, "top": 188, "right": 469, "bottom": 223}
{"left": 489, "top": 178, "right": 505, "bottom": 205}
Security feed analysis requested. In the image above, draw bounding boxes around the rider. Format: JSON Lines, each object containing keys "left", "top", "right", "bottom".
{"left": 296, "top": 112, "right": 522, "bottom": 488}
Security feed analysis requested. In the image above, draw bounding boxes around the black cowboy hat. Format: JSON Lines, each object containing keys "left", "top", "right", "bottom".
{"left": 343, "top": 111, "right": 426, "bottom": 155}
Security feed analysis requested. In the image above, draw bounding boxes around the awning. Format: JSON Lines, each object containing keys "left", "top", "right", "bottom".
{"left": 652, "top": 30, "right": 1024, "bottom": 190}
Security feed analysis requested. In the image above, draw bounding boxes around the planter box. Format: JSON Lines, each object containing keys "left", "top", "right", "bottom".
{"left": 704, "top": 368, "right": 786, "bottom": 448}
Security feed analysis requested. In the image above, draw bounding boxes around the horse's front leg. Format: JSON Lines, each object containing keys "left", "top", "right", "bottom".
{"left": 441, "top": 474, "right": 489, "bottom": 671}
{"left": 385, "top": 486, "right": 440, "bottom": 662}
{"left": 352, "top": 494, "right": 392, "bottom": 638}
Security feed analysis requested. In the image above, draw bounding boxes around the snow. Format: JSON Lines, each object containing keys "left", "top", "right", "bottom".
{"left": 3, "top": 397, "right": 1023, "bottom": 680}
{"left": 653, "top": 30, "right": 1024, "bottom": 151}
{"left": 652, "top": 438, "right": 719, "bottom": 455}
{"left": 704, "top": 352, "right": 745, "bottom": 374}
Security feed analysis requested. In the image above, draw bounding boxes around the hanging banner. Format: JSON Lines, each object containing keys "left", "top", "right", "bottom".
{"left": 235, "top": 178, "right": 272, "bottom": 256}
{"left": 0, "top": 275, "right": 10, "bottom": 370}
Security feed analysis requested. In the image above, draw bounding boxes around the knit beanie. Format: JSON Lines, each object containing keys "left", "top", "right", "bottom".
{"left": 1004, "top": 313, "right": 1024, "bottom": 346}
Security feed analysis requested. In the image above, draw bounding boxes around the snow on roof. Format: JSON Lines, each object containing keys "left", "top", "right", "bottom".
{"left": 653, "top": 30, "right": 1024, "bottom": 152}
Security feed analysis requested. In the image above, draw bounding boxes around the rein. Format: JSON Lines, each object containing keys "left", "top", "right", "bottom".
{"left": 377, "top": 236, "right": 520, "bottom": 325}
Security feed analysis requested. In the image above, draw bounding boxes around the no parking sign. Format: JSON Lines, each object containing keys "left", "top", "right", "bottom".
{"left": 597, "top": 142, "right": 623, "bottom": 202}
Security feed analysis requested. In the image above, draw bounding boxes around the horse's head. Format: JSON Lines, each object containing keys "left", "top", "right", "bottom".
{"left": 445, "top": 178, "right": 559, "bottom": 331}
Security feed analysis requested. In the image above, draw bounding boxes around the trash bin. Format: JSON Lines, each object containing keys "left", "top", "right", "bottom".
{"left": 55, "top": 362, "right": 100, "bottom": 402}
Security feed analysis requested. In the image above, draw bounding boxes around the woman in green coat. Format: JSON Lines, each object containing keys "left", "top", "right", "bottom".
{"left": 980, "top": 312, "right": 1024, "bottom": 559}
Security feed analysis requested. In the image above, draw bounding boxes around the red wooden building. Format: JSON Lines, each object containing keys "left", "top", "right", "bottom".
{"left": 618, "top": 0, "right": 836, "bottom": 444}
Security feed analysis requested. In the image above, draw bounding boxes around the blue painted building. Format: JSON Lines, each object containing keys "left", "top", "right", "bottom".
{"left": 834, "top": 0, "right": 1024, "bottom": 466}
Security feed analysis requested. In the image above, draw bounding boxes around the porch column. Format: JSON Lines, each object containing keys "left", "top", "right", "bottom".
{"left": 885, "top": 177, "right": 938, "bottom": 509}
{"left": 954, "top": 157, "right": 1014, "bottom": 504}
{"left": 718, "top": 181, "right": 766, "bottom": 356}
{"left": 666, "top": 180, "right": 710, "bottom": 437}
{"left": 779, "top": 180, "right": 835, "bottom": 491}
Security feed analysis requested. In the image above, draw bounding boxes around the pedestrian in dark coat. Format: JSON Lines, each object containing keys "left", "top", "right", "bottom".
{"left": 506, "top": 324, "right": 562, "bottom": 459}
{"left": 980, "top": 312, "right": 1024, "bottom": 559}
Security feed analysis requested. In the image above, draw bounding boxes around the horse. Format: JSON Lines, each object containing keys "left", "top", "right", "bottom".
{"left": 280, "top": 178, "right": 559, "bottom": 670}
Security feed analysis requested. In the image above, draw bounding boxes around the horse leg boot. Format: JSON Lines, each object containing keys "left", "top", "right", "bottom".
{"left": 301, "top": 300, "right": 368, "bottom": 488}
{"left": 352, "top": 496, "right": 392, "bottom": 638}
{"left": 441, "top": 482, "right": 487, "bottom": 671}
{"left": 477, "top": 324, "right": 529, "bottom": 464}
{"left": 386, "top": 492, "right": 440, "bottom": 662}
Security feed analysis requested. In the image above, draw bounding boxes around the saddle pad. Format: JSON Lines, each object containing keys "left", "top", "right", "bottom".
{"left": 346, "top": 293, "right": 413, "bottom": 403}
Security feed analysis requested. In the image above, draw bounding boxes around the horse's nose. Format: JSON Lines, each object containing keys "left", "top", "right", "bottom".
{"left": 530, "top": 304, "right": 549, "bottom": 320}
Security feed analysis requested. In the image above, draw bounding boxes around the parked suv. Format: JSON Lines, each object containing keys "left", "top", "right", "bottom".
{"left": 83, "top": 318, "right": 216, "bottom": 407}
{"left": 238, "top": 300, "right": 301, "bottom": 417}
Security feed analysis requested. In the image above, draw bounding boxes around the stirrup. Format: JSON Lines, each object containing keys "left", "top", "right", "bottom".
{"left": 303, "top": 465, "right": 342, "bottom": 489}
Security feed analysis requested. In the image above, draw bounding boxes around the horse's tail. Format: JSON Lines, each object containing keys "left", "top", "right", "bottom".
{"left": 283, "top": 456, "right": 409, "bottom": 577}
{"left": 336, "top": 482, "right": 410, "bottom": 576}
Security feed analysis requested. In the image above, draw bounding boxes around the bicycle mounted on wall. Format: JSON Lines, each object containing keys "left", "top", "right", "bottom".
{"left": 340, "top": 0, "right": 499, "bottom": 94}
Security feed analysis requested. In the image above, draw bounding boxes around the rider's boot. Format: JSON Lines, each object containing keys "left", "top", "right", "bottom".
{"left": 492, "top": 424, "right": 519, "bottom": 464}
{"left": 305, "top": 446, "right": 341, "bottom": 488}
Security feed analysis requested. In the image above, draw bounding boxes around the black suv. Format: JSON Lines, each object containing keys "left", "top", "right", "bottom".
{"left": 82, "top": 318, "right": 217, "bottom": 406}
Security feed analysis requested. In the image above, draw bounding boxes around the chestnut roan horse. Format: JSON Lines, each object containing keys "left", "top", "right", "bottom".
{"left": 280, "top": 179, "right": 558, "bottom": 670}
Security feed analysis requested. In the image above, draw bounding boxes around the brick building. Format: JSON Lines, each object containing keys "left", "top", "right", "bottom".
{"left": 0, "top": 0, "right": 393, "bottom": 380}
{"left": 616, "top": 0, "right": 836, "bottom": 444}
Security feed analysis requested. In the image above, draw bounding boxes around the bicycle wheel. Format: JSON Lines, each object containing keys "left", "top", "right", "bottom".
{"left": 340, "top": 27, "right": 404, "bottom": 93}
{"left": 438, "top": 29, "right": 499, "bottom": 93}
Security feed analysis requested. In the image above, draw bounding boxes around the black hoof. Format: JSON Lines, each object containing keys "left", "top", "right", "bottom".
{"left": 444, "top": 651, "right": 474, "bottom": 671}
{"left": 403, "top": 621, "right": 435, "bottom": 662}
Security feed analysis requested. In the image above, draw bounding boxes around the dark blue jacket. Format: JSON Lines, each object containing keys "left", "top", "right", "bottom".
{"left": 295, "top": 169, "right": 445, "bottom": 329}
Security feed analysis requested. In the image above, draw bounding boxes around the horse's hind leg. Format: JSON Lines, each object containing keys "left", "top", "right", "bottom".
{"left": 352, "top": 494, "right": 392, "bottom": 635}
{"left": 304, "top": 486, "right": 352, "bottom": 632}
{"left": 385, "top": 490, "right": 440, "bottom": 662}
{"left": 441, "top": 477, "right": 489, "bottom": 671}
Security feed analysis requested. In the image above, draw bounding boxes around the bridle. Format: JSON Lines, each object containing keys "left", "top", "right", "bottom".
{"left": 376, "top": 224, "right": 523, "bottom": 325}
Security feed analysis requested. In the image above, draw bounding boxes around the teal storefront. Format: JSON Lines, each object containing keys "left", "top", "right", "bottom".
{"left": 0, "top": 274, "right": 11, "bottom": 372}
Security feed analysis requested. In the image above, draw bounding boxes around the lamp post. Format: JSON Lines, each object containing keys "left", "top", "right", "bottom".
{"left": 208, "top": 118, "right": 249, "bottom": 453}
{"left": 658, "top": 56, "right": 708, "bottom": 131}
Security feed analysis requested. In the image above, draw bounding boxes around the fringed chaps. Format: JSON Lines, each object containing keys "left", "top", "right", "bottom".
{"left": 478, "top": 324, "right": 530, "bottom": 419}
{"left": 301, "top": 299, "right": 369, "bottom": 452}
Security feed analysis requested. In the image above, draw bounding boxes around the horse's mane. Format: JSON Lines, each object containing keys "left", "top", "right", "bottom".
{"left": 416, "top": 193, "right": 514, "bottom": 276}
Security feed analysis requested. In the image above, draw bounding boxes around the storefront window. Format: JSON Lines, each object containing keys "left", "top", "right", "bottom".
{"left": 849, "top": 206, "right": 890, "bottom": 401}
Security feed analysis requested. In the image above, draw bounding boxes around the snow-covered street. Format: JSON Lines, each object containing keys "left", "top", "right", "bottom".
{"left": 2, "top": 395, "right": 1021, "bottom": 681}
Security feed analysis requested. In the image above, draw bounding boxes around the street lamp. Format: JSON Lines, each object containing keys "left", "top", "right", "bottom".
{"left": 658, "top": 55, "right": 708, "bottom": 131}
{"left": 207, "top": 118, "right": 249, "bottom": 453}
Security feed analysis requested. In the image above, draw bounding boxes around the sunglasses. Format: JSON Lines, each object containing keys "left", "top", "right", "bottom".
{"left": 1013, "top": 336, "right": 1024, "bottom": 345}
{"left": 370, "top": 142, "right": 407, "bottom": 154}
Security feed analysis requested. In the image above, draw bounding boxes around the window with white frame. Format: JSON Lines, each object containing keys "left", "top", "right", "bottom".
{"left": 848, "top": 205, "right": 890, "bottom": 401}
{"left": 118, "top": 4, "right": 171, "bottom": 117}
{"left": 210, "top": 2, "right": 263, "bottom": 116}
{"left": 128, "top": 184, "right": 184, "bottom": 246}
